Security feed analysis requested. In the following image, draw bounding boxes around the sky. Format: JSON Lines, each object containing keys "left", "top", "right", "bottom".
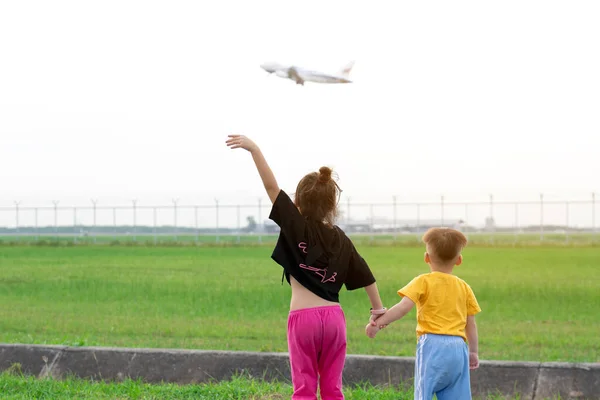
{"left": 1, "top": 1, "right": 599, "bottom": 227}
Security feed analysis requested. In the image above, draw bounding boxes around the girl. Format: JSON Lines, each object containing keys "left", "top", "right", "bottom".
{"left": 226, "top": 134, "right": 386, "bottom": 400}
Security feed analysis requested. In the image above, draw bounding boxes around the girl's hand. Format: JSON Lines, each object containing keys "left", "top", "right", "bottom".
{"left": 226, "top": 135, "right": 258, "bottom": 153}
{"left": 365, "top": 322, "right": 380, "bottom": 338}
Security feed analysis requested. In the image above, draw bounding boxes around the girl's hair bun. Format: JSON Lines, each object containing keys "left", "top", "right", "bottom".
{"left": 318, "top": 166, "right": 332, "bottom": 183}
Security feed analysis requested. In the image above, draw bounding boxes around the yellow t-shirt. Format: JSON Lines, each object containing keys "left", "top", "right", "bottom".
{"left": 398, "top": 271, "right": 481, "bottom": 341}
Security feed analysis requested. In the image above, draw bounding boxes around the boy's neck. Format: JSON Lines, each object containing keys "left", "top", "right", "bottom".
{"left": 429, "top": 264, "right": 454, "bottom": 274}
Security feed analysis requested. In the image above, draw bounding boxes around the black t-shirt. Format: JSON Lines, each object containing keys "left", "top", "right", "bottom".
{"left": 268, "top": 190, "right": 376, "bottom": 302}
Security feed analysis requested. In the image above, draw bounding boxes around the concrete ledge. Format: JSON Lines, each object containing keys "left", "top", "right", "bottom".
{"left": 1, "top": 344, "right": 599, "bottom": 399}
{"left": 472, "top": 360, "right": 541, "bottom": 398}
{"left": 536, "top": 362, "right": 600, "bottom": 399}
{"left": 0, "top": 344, "right": 66, "bottom": 377}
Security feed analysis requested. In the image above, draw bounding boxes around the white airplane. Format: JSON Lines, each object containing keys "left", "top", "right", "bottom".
{"left": 260, "top": 61, "right": 355, "bottom": 85}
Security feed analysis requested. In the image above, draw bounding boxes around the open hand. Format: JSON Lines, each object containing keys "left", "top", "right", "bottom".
{"left": 226, "top": 135, "right": 258, "bottom": 152}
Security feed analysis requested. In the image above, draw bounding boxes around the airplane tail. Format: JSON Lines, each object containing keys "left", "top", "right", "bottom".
{"left": 339, "top": 61, "right": 355, "bottom": 77}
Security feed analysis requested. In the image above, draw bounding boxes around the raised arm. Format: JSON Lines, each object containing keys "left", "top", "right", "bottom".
{"left": 226, "top": 135, "right": 280, "bottom": 204}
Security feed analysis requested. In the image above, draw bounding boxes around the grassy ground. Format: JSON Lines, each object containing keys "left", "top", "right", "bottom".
{"left": 1, "top": 232, "right": 598, "bottom": 247}
{"left": 0, "top": 244, "right": 598, "bottom": 363}
{"left": 0, "top": 371, "right": 561, "bottom": 400}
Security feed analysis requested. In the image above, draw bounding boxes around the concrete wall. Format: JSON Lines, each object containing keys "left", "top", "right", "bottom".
{"left": 1, "top": 344, "right": 598, "bottom": 399}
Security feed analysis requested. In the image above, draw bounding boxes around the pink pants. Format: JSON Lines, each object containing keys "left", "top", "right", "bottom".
{"left": 287, "top": 305, "right": 347, "bottom": 400}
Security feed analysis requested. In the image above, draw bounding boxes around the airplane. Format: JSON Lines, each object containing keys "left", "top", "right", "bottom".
{"left": 260, "top": 61, "right": 355, "bottom": 85}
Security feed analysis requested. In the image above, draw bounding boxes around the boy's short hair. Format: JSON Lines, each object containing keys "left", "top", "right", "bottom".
{"left": 422, "top": 228, "right": 468, "bottom": 263}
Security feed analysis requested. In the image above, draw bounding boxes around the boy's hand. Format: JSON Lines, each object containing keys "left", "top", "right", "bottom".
{"left": 469, "top": 352, "right": 479, "bottom": 370}
{"left": 369, "top": 314, "right": 388, "bottom": 329}
{"left": 226, "top": 135, "right": 258, "bottom": 153}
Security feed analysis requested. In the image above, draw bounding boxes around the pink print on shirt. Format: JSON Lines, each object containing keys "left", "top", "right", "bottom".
{"left": 299, "top": 263, "right": 337, "bottom": 283}
{"left": 298, "top": 242, "right": 337, "bottom": 283}
{"left": 299, "top": 242, "right": 308, "bottom": 254}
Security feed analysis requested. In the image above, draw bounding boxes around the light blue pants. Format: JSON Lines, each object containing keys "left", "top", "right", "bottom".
{"left": 414, "top": 334, "right": 472, "bottom": 400}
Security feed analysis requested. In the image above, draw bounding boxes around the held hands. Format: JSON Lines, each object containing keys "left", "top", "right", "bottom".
{"left": 365, "top": 311, "right": 388, "bottom": 339}
{"left": 226, "top": 135, "right": 258, "bottom": 153}
{"left": 365, "top": 322, "right": 381, "bottom": 338}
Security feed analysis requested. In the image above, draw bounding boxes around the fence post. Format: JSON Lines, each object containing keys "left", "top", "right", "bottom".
{"left": 416, "top": 203, "right": 421, "bottom": 242}
{"left": 52, "top": 201, "right": 59, "bottom": 242}
{"left": 215, "top": 199, "right": 220, "bottom": 244}
{"left": 112, "top": 207, "right": 117, "bottom": 241}
{"left": 441, "top": 195, "right": 445, "bottom": 226}
{"left": 14, "top": 201, "right": 20, "bottom": 242}
{"left": 369, "top": 203, "right": 374, "bottom": 243}
{"left": 132, "top": 199, "right": 137, "bottom": 243}
{"left": 153, "top": 207, "right": 158, "bottom": 245}
{"left": 236, "top": 205, "right": 241, "bottom": 244}
{"left": 258, "top": 198, "right": 262, "bottom": 245}
{"left": 91, "top": 199, "right": 98, "bottom": 244}
{"left": 34, "top": 207, "right": 38, "bottom": 241}
{"left": 194, "top": 206, "right": 199, "bottom": 245}
{"left": 464, "top": 203, "right": 469, "bottom": 239}
{"left": 593, "top": 192, "right": 596, "bottom": 244}
{"left": 73, "top": 207, "right": 78, "bottom": 244}
{"left": 346, "top": 197, "right": 351, "bottom": 229}
{"left": 514, "top": 202, "right": 519, "bottom": 246}
{"left": 172, "top": 199, "right": 179, "bottom": 242}
{"left": 489, "top": 194, "right": 494, "bottom": 245}
{"left": 565, "top": 201, "right": 570, "bottom": 244}
{"left": 540, "top": 193, "right": 544, "bottom": 242}
{"left": 393, "top": 196, "right": 397, "bottom": 241}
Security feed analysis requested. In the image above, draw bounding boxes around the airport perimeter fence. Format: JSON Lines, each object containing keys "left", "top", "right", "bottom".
{"left": 0, "top": 193, "right": 597, "bottom": 246}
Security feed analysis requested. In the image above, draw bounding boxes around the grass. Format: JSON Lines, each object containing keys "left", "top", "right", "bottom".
{"left": 0, "top": 245, "right": 598, "bottom": 363}
{"left": 0, "top": 370, "right": 561, "bottom": 399}
{"left": 1, "top": 231, "right": 599, "bottom": 247}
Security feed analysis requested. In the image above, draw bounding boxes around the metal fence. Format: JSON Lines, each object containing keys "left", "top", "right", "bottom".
{"left": 0, "top": 193, "right": 597, "bottom": 245}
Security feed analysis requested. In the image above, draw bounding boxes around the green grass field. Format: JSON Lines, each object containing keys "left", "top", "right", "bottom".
{"left": 0, "top": 370, "right": 563, "bottom": 400}
{"left": 1, "top": 244, "right": 598, "bottom": 363}
{"left": 1, "top": 232, "right": 598, "bottom": 247}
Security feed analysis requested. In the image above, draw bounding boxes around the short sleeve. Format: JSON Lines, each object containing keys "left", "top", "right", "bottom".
{"left": 466, "top": 284, "right": 481, "bottom": 315}
{"left": 344, "top": 242, "right": 376, "bottom": 290}
{"left": 269, "top": 190, "right": 306, "bottom": 243}
{"left": 398, "top": 276, "right": 425, "bottom": 305}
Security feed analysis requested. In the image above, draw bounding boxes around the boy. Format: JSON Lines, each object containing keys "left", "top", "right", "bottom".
{"left": 366, "top": 227, "right": 481, "bottom": 400}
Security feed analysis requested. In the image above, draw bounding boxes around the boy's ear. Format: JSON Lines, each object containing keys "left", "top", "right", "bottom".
{"left": 424, "top": 252, "right": 430, "bottom": 263}
{"left": 456, "top": 254, "right": 463, "bottom": 266}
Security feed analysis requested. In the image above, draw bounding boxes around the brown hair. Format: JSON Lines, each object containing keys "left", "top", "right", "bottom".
{"left": 294, "top": 166, "right": 341, "bottom": 226}
{"left": 422, "top": 228, "right": 468, "bottom": 263}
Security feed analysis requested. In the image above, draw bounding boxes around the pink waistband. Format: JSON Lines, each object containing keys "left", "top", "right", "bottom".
{"left": 289, "top": 304, "right": 342, "bottom": 316}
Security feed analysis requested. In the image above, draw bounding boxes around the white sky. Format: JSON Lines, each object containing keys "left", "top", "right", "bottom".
{"left": 1, "top": 0, "right": 599, "bottom": 217}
